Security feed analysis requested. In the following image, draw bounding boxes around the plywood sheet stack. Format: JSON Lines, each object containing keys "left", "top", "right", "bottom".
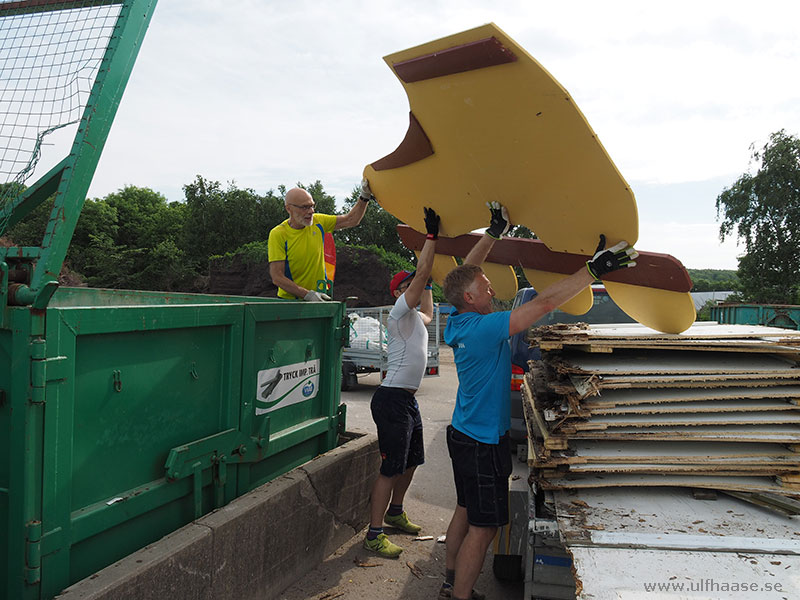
{"left": 523, "top": 322, "right": 800, "bottom": 499}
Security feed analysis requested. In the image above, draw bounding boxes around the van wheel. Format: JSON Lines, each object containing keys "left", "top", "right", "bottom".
{"left": 341, "top": 361, "right": 357, "bottom": 391}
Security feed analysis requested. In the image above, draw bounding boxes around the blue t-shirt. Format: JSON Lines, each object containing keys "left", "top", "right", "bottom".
{"left": 444, "top": 310, "right": 511, "bottom": 444}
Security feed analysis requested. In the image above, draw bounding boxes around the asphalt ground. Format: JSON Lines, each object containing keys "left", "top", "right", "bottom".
{"left": 278, "top": 345, "right": 524, "bottom": 600}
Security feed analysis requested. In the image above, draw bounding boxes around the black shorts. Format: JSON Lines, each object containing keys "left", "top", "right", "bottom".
{"left": 447, "top": 425, "right": 512, "bottom": 527}
{"left": 370, "top": 386, "right": 425, "bottom": 477}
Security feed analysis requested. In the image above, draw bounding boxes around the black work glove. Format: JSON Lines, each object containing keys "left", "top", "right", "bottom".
{"left": 586, "top": 234, "right": 638, "bottom": 279}
{"left": 424, "top": 207, "right": 440, "bottom": 240}
{"left": 485, "top": 201, "right": 511, "bottom": 239}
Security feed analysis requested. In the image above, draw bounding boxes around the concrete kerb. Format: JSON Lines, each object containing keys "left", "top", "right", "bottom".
{"left": 57, "top": 431, "right": 379, "bottom": 600}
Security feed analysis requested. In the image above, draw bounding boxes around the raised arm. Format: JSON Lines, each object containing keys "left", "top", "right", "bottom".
{"left": 464, "top": 202, "right": 511, "bottom": 266}
{"left": 335, "top": 178, "right": 372, "bottom": 230}
{"left": 402, "top": 207, "right": 440, "bottom": 324}
{"left": 508, "top": 235, "right": 638, "bottom": 336}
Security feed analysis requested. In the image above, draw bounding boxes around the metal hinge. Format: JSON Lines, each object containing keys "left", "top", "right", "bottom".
{"left": 29, "top": 339, "right": 68, "bottom": 403}
{"left": 25, "top": 520, "right": 42, "bottom": 584}
{"left": 336, "top": 403, "right": 347, "bottom": 436}
{"left": 339, "top": 315, "right": 351, "bottom": 348}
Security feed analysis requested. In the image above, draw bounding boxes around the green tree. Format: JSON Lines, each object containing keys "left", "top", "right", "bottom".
{"left": 182, "top": 176, "right": 285, "bottom": 268}
{"left": 687, "top": 269, "right": 739, "bottom": 293}
{"left": 66, "top": 185, "right": 194, "bottom": 290}
{"left": 302, "top": 180, "right": 337, "bottom": 215}
{"left": 3, "top": 183, "right": 50, "bottom": 246}
{"left": 716, "top": 130, "right": 800, "bottom": 303}
{"left": 509, "top": 224, "right": 536, "bottom": 239}
{"left": 333, "top": 186, "right": 413, "bottom": 260}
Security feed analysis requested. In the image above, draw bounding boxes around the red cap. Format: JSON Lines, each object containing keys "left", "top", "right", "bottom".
{"left": 389, "top": 270, "right": 415, "bottom": 294}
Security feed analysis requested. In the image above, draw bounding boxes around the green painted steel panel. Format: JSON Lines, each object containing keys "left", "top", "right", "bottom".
{"left": 39, "top": 302, "right": 243, "bottom": 596}
{"left": 1, "top": 308, "right": 44, "bottom": 600}
{"left": 64, "top": 309, "right": 241, "bottom": 509}
{"left": 236, "top": 301, "right": 345, "bottom": 493}
{"left": 1, "top": 294, "right": 347, "bottom": 600}
{"left": 0, "top": 328, "right": 9, "bottom": 594}
{"left": 49, "top": 286, "right": 279, "bottom": 308}
{"left": 0, "top": 1, "right": 349, "bottom": 598}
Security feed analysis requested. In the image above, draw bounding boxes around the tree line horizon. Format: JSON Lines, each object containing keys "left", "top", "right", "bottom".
{"left": 4, "top": 129, "right": 798, "bottom": 304}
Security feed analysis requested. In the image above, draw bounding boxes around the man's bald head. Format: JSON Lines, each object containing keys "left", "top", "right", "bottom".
{"left": 284, "top": 187, "right": 316, "bottom": 228}
{"left": 285, "top": 187, "right": 313, "bottom": 206}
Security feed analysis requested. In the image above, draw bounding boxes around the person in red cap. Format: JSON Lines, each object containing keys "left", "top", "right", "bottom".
{"left": 363, "top": 206, "right": 440, "bottom": 558}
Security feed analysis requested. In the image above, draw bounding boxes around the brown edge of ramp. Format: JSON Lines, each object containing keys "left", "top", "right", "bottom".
{"left": 55, "top": 431, "right": 380, "bottom": 600}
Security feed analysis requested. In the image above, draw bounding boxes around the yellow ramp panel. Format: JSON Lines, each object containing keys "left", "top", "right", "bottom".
{"left": 604, "top": 281, "right": 696, "bottom": 334}
{"left": 418, "top": 252, "right": 458, "bottom": 287}
{"left": 481, "top": 263, "right": 518, "bottom": 301}
{"left": 371, "top": 26, "right": 693, "bottom": 335}
{"left": 365, "top": 23, "right": 638, "bottom": 256}
{"left": 523, "top": 269, "right": 593, "bottom": 315}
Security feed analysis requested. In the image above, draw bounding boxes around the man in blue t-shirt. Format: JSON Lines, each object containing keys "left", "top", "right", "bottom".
{"left": 439, "top": 202, "right": 638, "bottom": 600}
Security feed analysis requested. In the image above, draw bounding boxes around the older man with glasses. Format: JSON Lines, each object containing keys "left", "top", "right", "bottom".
{"left": 268, "top": 180, "right": 371, "bottom": 301}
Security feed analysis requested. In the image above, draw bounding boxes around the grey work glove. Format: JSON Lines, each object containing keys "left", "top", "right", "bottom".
{"left": 586, "top": 234, "right": 639, "bottom": 279}
{"left": 359, "top": 178, "right": 374, "bottom": 202}
{"left": 304, "top": 290, "right": 332, "bottom": 302}
{"left": 485, "top": 201, "right": 511, "bottom": 239}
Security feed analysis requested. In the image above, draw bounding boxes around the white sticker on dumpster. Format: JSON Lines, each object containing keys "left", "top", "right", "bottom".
{"left": 255, "top": 359, "right": 320, "bottom": 414}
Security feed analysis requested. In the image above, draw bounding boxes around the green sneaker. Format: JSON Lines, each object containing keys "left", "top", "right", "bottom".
{"left": 363, "top": 533, "right": 403, "bottom": 558}
{"left": 383, "top": 511, "right": 422, "bottom": 534}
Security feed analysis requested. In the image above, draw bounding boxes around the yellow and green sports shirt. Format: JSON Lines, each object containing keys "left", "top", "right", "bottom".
{"left": 267, "top": 213, "right": 337, "bottom": 299}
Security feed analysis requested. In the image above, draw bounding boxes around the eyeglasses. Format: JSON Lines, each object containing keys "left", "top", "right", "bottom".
{"left": 288, "top": 203, "right": 315, "bottom": 212}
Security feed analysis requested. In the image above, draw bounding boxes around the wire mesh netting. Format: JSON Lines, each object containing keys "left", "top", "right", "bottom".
{"left": 0, "top": 1, "right": 122, "bottom": 236}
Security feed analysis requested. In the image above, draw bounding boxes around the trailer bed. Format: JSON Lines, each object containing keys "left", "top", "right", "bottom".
{"left": 342, "top": 304, "right": 442, "bottom": 388}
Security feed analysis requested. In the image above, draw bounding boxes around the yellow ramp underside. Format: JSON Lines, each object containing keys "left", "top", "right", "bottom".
{"left": 523, "top": 269, "right": 593, "bottom": 315}
{"left": 605, "top": 281, "right": 696, "bottom": 334}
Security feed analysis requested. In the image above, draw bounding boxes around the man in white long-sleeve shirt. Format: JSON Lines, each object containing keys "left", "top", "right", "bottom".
{"left": 363, "top": 206, "right": 440, "bottom": 558}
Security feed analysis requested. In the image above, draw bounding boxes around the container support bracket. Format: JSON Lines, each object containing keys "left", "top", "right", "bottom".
{"left": 165, "top": 424, "right": 275, "bottom": 514}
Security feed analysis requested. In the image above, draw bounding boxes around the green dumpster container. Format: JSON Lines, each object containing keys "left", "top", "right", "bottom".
{"left": 710, "top": 303, "right": 800, "bottom": 330}
{"left": 1, "top": 287, "right": 347, "bottom": 600}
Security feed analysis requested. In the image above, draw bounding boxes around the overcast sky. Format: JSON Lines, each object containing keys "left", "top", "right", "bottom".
{"left": 79, "top": 0, "right": 800, "bottom": 270}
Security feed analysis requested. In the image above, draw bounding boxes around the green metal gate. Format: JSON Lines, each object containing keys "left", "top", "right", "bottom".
{"left": 0, "top": 3, "right": 350, "bottom": 597}
{"left": 1, "top": 288, "right": 347, "bottom": 599}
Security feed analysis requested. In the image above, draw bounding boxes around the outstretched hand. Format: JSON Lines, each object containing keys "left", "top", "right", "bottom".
{"left": 586, "top": 234, "right": 638, "bottom": 279}
{"left": 359, "top": 178, "right": 373, "bottom": 202}
{"left": 424, "top": 207, "right": 440, "bottom": 240}
{"left": 486, "top": 201, "right": 511, "bottom": 239}
{"left": 304, "top": 290, "right": 332, "bottom": 302}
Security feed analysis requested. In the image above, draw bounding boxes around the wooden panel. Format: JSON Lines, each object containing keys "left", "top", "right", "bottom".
{"left": 541, "top": 472, "right": 800, "bottom": 497}
{"left": 580, "top": 386, "right": 800, "bottom": 406}
{"left": 570, "top": 547, "right": 800, "bottom": 597}
{"left": 588, "top": 399, "right": 800, "bottom": 416}
{"left": 397, "top": 225, "right": 692, "bottom": 292}
{"left": 545, "top": 440, "right": 799, "bottom": 465}
{"left": 553, "top": 487, "right": 800, "bottom": 541}
{"left": 551, "top": 350, "right": 798, "bottom": 375}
